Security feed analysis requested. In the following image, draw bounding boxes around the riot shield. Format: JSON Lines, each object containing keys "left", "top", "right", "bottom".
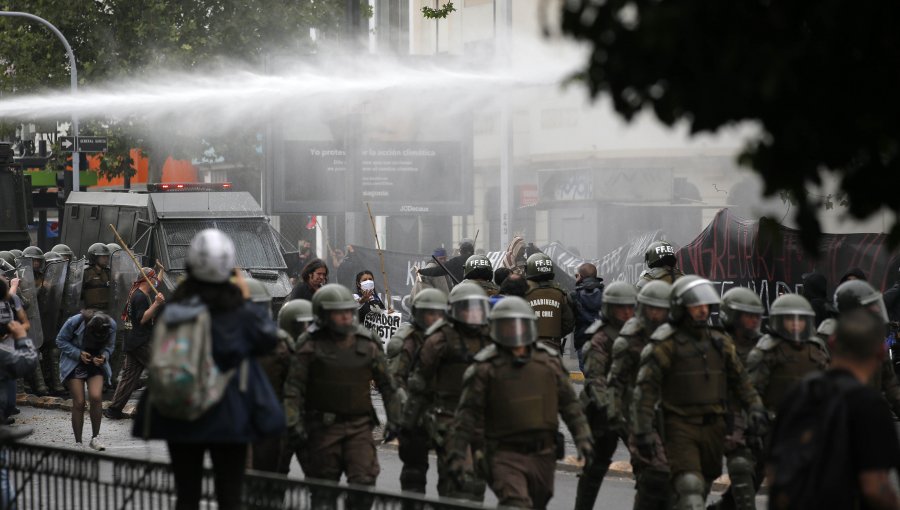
{"left": 38, "top": 259, "right": 67, "bottom": 345}
{"left": 110, "top": 250, "right": 140, "bottom": 330}
{"left": 13, "top": 257, "right": 43, "bottom": 348}
{"left": 61, "top": 258, "right": 86, "bottom": 319}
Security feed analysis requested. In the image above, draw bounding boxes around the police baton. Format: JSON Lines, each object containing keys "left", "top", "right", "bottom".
{"left": 431, "top": 255, "right": 460, "bottom": 285}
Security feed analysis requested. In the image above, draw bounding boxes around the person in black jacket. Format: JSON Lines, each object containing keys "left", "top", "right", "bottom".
{"left": 288, "top": 259, "right": 329, "bottom": 301}
{"left": 801, "top": 272, "right": 832, "bottom": 328}
{"left": 569, "top": 263, "right": 604, "bottom": 371}
{"left": 416, "top": 239, "right": 474, "bottom": 286}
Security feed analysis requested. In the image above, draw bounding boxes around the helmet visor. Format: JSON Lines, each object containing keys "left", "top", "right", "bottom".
{"left": 450, "top": 299, "right": 489, "bottom": 326}
{"left": 680, "top": 283, "right": 720, "bottom": 307}
{"left": 638, "top": 303, "right": 669, "bottom": 328}
{"left": 771, "top": 313, "right": 815, "bottom": 342}
{"left": 414, "top": 308, "right": 445, "bottom": 330}
{"left": 490, "top": 317, "right": 537, "bottom": 347}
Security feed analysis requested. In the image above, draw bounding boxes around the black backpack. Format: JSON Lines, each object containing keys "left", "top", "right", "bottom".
{"left": 767, "top": 371, "right": 859, "bottom": 510}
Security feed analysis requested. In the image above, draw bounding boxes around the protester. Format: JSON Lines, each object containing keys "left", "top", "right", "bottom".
{"left": 288, "top": 259, "right": 329, "bottom": 301}
{"left": 417, "top": 239, "right": 474, "bottom": 286}
{"left": 353, "top": 270, "right": 387, "bottom": 323}
{"left": 0, "top": 277, "right": 37, "bottom": 436}
{"left": 132, "top": 229, "right": 279, "bottom": 510}
{"left": 767, "top": 309, "right": 900, "bottom": 510}
{"left": 801, "top": 272, "right": 832, "bottom": 327}
{"left": 839, "top": 267, "right": 867, "bottom": 284}
{"left": 569, "top": 262, "right": 604, "bottom": 372}
{"left": 56, "top": 310, "right": 116, "bottom": 450}
{"left": 104, "top": 268, "right": 165, "bottom": 420}
{"left": 0, "top": 276, "right": 28, "bottom": 422}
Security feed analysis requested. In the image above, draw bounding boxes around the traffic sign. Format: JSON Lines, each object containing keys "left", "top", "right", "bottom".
{"left": 58, "top": 136, "right": 108, "bottom": 153}
{"left": 60, "top": 136, "right": 75, "bottom": 152}
{"left": 76, "top": 136, "right": 108, "bottom": 153}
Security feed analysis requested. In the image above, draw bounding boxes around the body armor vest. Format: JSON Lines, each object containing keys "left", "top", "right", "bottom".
{"left": 662, "top": 329, "right": 727, "bottom": 408}
{"left": 527, "top": 284, "right": 565, "bottom": 339}
{"left": 763, "top": 341, "right": 826, "bottom": 410}
{"left": 434, "top": 324, "right": 485, "bottom": 409}
{"left": 82, "top": 266, "right": 111, "bottom": 309}
{"left": 306, "top": 336, "right": 374, "bottom": 416}
{"left": 486, "top": 354, "right": 559, "bottom": 438}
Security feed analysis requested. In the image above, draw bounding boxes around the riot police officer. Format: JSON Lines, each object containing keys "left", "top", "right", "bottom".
{"left": 447, "top": 296, "right": 593, "bottom": 508}
{"left": 606, "top": 280, "right": 672, "bottom": 510}
{"left": 0, "top": 251, "right": 15, "bottom": 271}
{"left": 400, "top": 282, "right": 492, "bottom": 501}
{"left": 50, "top": 244, "right": 75, "bottom": 263}
{"left": 22, "top": 247, "right": 45, "bottom": 288}
{"left": 278, "top": 299, "right": 314, "bottom": 342}
{"left": 632, "top": 276, "right": 766, "bottom": 510}
{"left": 386, "top": 288, "right": 447, "bottom": 494}
{"left": 524, "top": 253, "right": 575, "bottom": 353}
{"left": 713, "top": 287, "right": 765, "bottom": 510}
{"left": 575, "top": 280, "right": 637, "bottom": 510}
{"left": 461, "top": 254, "right": 499, "bottom": 297}
{"left": 82, "top": 243, "right": 112, "bottom": 311}
{"left": 283, "top": 284, "right": 399, "bottom": 506}
{"left": 106, "top": 243, "right": 122, "bottom": 254}
{"left": 636, "top": 241, "right": 684, "bottom": 289}
{"left": 21, "top": 246, "right": 50, "bottom": 396}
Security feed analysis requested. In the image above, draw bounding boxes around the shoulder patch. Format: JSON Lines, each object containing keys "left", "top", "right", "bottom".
{"left": 584, "top": 319, "right": 604, "bottom": 335}
{"left": 534, "top": 340, "right": 559, "bottom": 357}
{"left": 473, "top": 343, "right": 499, "bottom": 362}
{"left": 755, "top": 334, "right": 780, "bottom": 351}
{"left": 618, "top": 317, "right": 644, "bottom": 337}
{"left": 425, "top": 318, "right": 447, "bottom": 337}
{"left": 649, "top": 323, "right": 676, "bottom": 342}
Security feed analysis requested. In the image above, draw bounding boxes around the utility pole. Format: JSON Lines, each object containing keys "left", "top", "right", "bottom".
{"left": 494, "top": 1, "right": 513, "bottom": 248}
{"left": 0, "top": 11, "right": 80, "bottom": 194}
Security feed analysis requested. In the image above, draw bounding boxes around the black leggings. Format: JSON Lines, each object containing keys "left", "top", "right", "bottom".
{"left": 167, "top": 442, "right": 248, "bottom": 510}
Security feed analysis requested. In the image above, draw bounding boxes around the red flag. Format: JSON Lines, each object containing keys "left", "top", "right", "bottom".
{"left": 306, "top": 215, "right": 317, "bottom": 230}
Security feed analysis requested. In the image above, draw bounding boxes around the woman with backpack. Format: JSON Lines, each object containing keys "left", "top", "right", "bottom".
{"left": 133, "top": 229, "right": 281, "bottom": 510}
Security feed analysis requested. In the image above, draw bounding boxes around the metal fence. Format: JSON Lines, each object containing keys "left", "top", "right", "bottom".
{"left": 0, "top": 442, "right": 484, "bottom": 510}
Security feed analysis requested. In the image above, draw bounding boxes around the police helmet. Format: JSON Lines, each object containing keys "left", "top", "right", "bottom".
{"left": 51, "top": 244, "right": 75, "bottom": 261}
{"left": 9, "top": 250, "right": 23, "bottom": 258}
{"left": 106, "top": 243, "right": 122, "bottom": 254}
{"left": 411, "top": 288, "right": 447, "bottom": 330}
{"left": 489, "top": 296, "right": 537, "bottom": 348}
{"left": 768, "top": 294, "right": 815, "bottom": 343}
{"left": 463, "top": 254, "right": 493, "bottom": 281}
{"left": 719, "top": 287, "right": 764, "bottom": 333}
{"left": 0, "top": 251, "right": 15, "bottom": 269}
{"left": 448, "top": 282, "right": 489, "bottom": 327}
{"left": 670, "top": 275, "right": 720, "bottom": 323}
{"left": 44, "top": 251, "right": 63, "bottom": 263}
{"left": 23, "top": 246, "right": 45, "bottom": 273}
{"left": 636, "top": 280, "right": 671, "bottom": 328}
{"left": 245, "top": 278, "right": 271, "bottom": 309}
{"left": 186, "top": 229, "right": 235, "bottom": 283}
{"left": 278, "top": 299, "right": 314, "bottom": 340}
{"left": 833, "top": 279, "right": 888, "bottom": 323}
{"left": 645, "top": 241, "right": 677, "bottom": 269}
{"left": 601, "top": 281, "right": 638, "bottom": 325}
{"left": 87, "top": 243, "right": 112, "bottom": 267}
{"left": 525, "top": 253, "right": 555, "bottom": 281}
{"left": 311, "top": 283, "right": 358, "bottom": 334}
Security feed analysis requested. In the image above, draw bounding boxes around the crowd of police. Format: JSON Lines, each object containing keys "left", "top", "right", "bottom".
{"left": 3, "top": 233, "right": 900, "bottom": 509}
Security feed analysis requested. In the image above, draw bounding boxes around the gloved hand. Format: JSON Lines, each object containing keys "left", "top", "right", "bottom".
{"left": 576, "top": 437, "right": 594, "bottom": 469}
{"left": 747, "top": 405, "right": 770, "bottom": 437}
{"left": 634, "top": 433, "right": 656, "bottom": 460}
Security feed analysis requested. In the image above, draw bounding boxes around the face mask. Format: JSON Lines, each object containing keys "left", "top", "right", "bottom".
{"left": 360, "top": 280, "right": 375, "bottom": 292}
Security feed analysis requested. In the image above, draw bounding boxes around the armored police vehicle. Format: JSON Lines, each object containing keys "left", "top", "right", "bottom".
{"left": 60, "top": 183, "right": 292, "bottom": 302}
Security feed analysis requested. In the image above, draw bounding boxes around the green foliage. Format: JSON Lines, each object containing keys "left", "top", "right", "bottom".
{"left": 561, "top": 0, "right": 900, "bottom": 252}
{"left": 422, "top": 3, "right": 456, "bottom": 19}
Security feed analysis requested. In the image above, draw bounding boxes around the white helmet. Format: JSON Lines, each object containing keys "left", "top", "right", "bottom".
{"left": 187, "top": 229, "right": 236, "bottom": 283}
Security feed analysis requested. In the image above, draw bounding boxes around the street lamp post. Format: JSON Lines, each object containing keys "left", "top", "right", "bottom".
{"left": 0, "top": 11, "right": 80, "bottom": 193}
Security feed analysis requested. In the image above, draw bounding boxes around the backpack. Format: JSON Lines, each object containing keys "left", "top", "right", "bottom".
{"left": 767, "top": 372, "right": 859, "bottom": 510}
{"left": 147, "top": 297, "right": 241, "bottom": 421}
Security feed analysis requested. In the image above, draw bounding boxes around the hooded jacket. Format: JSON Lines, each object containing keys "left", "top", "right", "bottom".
{"left": 569, "top": 276, "right": 604, "bottom": 349}
{"left": 802, "top": 272, "right": 832, "bottom": 328}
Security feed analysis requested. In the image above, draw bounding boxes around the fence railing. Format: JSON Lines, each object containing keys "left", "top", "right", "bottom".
{"left": 0, "top": 442, "right": 485, "bottom": 510}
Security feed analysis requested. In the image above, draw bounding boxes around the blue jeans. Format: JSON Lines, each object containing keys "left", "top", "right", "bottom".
{"left": 577, "top": 345, "right": 586, "bottom": 372}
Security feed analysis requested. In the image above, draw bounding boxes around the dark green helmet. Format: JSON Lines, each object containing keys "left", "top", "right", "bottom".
{"left": 51, "top": 244, "right": 75, "bottom": 261}
{"left": 768, "top": 294, "right": 815, "bottom": 342}
{"left": 279, "top": 299, "right": 314, "bottom": 340}
{"left": 88, "top": 243, "right": 112, "bottom": 266}
{"left": 448, "top": 281, "right": 489, "bottom": 326}
{"left": 719, "top": 287, "right": 764, "bottom": 331}
{"left": 411, "top": 288, "right": 447, "bottom": 330}
{"left": 833, "top": 279, "right": 888, "bottom": 323}
{"left": 670, "top": 275, "right": 720, "bottom": 323}
{"left": 645, "top": 241, "right": 677, "bottom": 269}
{"left": 245, "top": 278, "right": 271, "bottom": 305}
{"left": 636, "top": 280, "right": 671, "bottom": 327}
{"left": 489, "top": 296, "right": 537, "bottom": 348}
{"left": 463, "top": 254, "right": 493, "bottom": 281}
{"left": 0, "top": 251, "right": 14, "bottom": 267}
{"left": 44, "top": 251, "right": 63, "bottom": 263}
{"left": 23, "top": 246, "right": 45, "bottom": 272}
{"left": 601, "top": 281, "right": 638, "bottom": 321}
{"left": 525, "top": 253, "right": 554, "bottom": 280}
{"left": 311, "top": 283, "right": 358, "bottom": 334}
{"left": 9, "top": 249, "right": 23, "bottom": 258}
{"left": 106, "top": 243, "right": 122, "bottom": 253}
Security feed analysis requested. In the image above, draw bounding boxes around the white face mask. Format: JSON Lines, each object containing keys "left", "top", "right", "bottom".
{"left": 360, "top": 280, "right": 375, "bottom": 292}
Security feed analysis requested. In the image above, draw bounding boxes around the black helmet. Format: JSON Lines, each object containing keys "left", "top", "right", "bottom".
{"left": 833, "top": 279, "right": 888, "bottom": 323}
{"left": 645, "top": 241, "right": 677, "bottom": 269}
{"left": 670, "top": 275, "right": 720, "bottom": 324}
{"left": 525, "top": 253, "right": 554, "bottom": 280}
{"left": 88, "top": 243, "right": 112, "bottom": 267}
{"left": 463, "top": 255, "right": 493, "bottom": 281}
{"left": 768, "top": 294, "right": 815, "bottom": 343}
{"left": 411, "top": 288, "right": 447, "bottom": 330}
{"left": 489, "top": 296, "right": 537, "bottom": 348}
{"left": 719, "top": 287, "right": 764, "bottom": 333}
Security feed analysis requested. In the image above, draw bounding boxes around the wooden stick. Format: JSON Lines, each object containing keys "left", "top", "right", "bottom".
{"left": 108, "top": 224, "right": 160, "bottom": 297}
{"left": 365, "top": 203, "right": 391, "bottom": 309}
